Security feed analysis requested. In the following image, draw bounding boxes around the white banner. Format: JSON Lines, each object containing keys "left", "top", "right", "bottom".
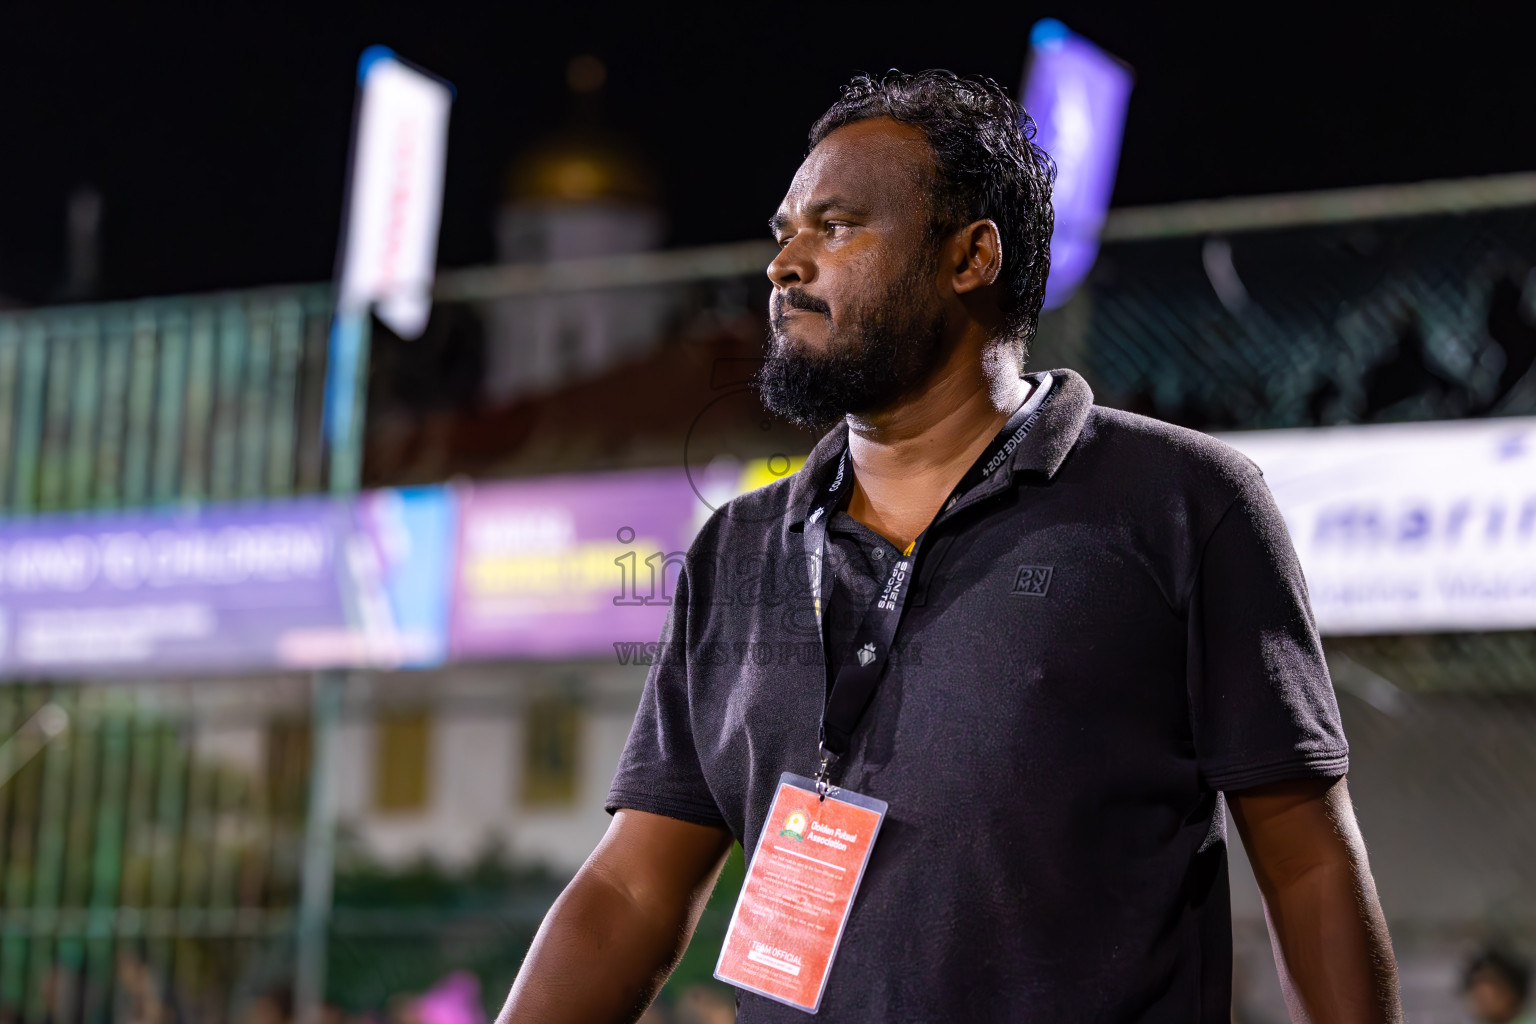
{"left": 1219, "top": 418, "right": 1536, "bottom": 635}
{"left": 337, "top": 47, "right": 453, "bottom": 339}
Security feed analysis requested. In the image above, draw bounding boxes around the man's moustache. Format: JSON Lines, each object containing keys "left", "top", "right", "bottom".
{"left": 770, "top": 290, "right": 831, "bottom": 331}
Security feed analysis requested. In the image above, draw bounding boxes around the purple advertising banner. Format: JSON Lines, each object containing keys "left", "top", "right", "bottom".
{"left": 1022, "top": 19, "right": 1134, "bottom": 310}
{"left": 449, "top": 468, "right": 712, "bottom": 661}
{"left": 0, "top": 487, "right": 455, "bottom": 679}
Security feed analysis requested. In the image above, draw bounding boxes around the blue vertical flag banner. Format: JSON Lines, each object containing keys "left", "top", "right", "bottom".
{"left": 1022, "top": 20, "right": 1134, "bottom": 310}
{"left": 323, "top": 308, "right": 367, "bottom": 458}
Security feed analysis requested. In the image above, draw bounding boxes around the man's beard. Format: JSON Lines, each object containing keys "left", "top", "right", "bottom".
{"left": 756, "top": 255, "right": 949, "bottom": 428}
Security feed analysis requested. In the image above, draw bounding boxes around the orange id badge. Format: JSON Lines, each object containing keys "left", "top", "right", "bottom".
{"left": 714, "top": 772, "right": 887, "bottom": 1014}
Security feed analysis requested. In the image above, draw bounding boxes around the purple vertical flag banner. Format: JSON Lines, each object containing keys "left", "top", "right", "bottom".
{"left": 449, "top": 469, "right": 706, "bottom": 662}
{"left": 1021, "top": 19, "right": 1134, "bottom": 310}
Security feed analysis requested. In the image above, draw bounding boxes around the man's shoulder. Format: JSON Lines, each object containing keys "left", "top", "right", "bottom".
{"left": 1078, "top": 404, "right": 1263, "bottom": 498}
{"left": 688, "top": 472, "right": 802, "bottom": 557}
{"left": 688, "top": 423, "right": 843, "bottom": 559}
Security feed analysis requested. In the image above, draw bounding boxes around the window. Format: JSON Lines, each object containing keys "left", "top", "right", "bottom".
{"left": 373, "top": 709, "right": 432, "bottom": 813}
{"left": 522, "top": 696, "right": 581, "bottom": 807}
{"left": 265, "top": 717, "right": 311, "bottom": 822}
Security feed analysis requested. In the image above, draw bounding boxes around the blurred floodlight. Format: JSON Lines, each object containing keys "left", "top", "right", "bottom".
{"left": 337, "top": 47, "right": 455, "bottom": 339}
{"left": 566, "top": 54, "right": 607, "bottom": 94}
{"left": 1022, "top": 19, "right": 1133, "bottom": 310}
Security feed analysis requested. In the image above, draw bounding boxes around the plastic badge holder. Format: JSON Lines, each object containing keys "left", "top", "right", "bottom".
{"left": 714, "top": 772, "right": 888, "bottom": 1014}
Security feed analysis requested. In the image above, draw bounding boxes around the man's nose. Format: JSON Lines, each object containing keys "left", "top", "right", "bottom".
{"left": 767, "top": 235, "right": 815, "bottom": 290}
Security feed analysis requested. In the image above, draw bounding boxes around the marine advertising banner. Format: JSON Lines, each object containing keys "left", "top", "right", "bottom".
{"left": 0, "top": 487, "right": 454, "bottom": 678}
{"left": 15, "top": 414, "right": 1523, "bottom": 678}
{"left": 1220, "top": 417, "right": 1536, "bottom": 635}
{"left": 448, "top": 469, "right": 713, "bottom": 662}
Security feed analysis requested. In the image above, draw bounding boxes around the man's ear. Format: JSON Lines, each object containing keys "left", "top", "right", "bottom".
{"left": 950, "top": 219, "right": 1003, "bottom": 296}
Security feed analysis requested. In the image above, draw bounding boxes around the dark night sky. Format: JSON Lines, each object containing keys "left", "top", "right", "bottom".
{"left": 1, "top": 2, "right": 1533, "bottom": 303}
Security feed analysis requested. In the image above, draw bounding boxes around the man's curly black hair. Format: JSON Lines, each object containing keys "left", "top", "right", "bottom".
{"left": 809, "top": 70, "right": 1056, "bottom": 362}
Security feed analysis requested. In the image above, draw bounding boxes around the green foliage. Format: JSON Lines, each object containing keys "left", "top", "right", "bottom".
{"left": 323, "top": 839, "right": 746, "bottom": 1015}
{"left": 325, "top": 838, "right": 565, "bottom": 1013}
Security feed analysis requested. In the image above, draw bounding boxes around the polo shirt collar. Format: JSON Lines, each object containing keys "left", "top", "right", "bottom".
{"left": 1010, "top": 367, "right": 1094, "bottom": 479}
{"left": 785, "top": 367, "right": 1095, "bottom": 529}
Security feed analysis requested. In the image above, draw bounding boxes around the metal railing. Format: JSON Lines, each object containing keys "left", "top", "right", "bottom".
{"left": 0, "top": 287, "right": 334, "bottom": 517}
{"left": 0, "top": 680, "right": 571, "bottom": 1023}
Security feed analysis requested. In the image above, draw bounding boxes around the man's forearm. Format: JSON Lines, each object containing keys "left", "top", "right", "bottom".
{"left": 1263, "top": 855, "right": 1399, "bottom": 1024}
{"left": 496, "top": 811, "right": 734, "bottom": 1024}
{"left": 1231, "top": 778, "right": 1401, "bottom": 1024}
{"left": 496, "top": 865, "right": 691, "bottom": 1024}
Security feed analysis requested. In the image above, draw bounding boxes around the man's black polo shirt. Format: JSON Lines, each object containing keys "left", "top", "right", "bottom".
{"left": 608, "top": 368, "right": 1348, "bottom": 1023}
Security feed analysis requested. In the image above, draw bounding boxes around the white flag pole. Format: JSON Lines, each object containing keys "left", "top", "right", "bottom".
{"left": 323, "top": 45, "right": 454, "bottom": 495}
{"left": 301, "top": 48, "right": 454, "bottom": 1024}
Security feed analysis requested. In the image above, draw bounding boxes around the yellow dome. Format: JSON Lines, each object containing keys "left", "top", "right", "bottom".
{"left": 507, "top": 133, "right": 659, "bottom": 206}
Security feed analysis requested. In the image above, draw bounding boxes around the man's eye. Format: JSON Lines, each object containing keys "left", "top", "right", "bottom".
{"left": 826, "top": 223, "right": 848, "bottom": 238}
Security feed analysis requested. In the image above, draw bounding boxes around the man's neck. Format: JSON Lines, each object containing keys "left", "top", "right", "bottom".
{"left": 844, "top": 345, "right": 1031, "bottom": 551}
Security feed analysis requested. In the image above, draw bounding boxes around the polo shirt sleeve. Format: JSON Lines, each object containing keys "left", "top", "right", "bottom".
{"left": 605, "top": 563, "right": 728, "bottom": 828}
{"left": 1188, "top": 473, "right": 1350, "bottom": 792}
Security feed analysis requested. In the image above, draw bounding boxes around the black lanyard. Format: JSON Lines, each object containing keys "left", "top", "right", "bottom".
{"left": 802, "top": 374, "right": 1055, "bottom": 796}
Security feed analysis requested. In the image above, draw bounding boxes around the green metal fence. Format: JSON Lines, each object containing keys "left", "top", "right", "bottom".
{"left": 0, "top": 683, "right": 297, "bottom": 1023}
{"left": 0, "top": 287, "right": 335, "bottom": 517}
{"left": 0, "top": 285, "right": 353, "bottom": 1024}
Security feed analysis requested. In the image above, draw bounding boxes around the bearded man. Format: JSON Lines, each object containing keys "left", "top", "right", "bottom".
{"left": 497, "top": 71, "right": 1401, "bottom": 1024}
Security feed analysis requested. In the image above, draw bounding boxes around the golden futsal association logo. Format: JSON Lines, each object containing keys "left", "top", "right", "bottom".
{"left": 779, "top": 810, "right": 808, "bottom": 841}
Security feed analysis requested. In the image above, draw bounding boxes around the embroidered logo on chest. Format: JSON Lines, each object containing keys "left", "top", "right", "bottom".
{"left": 1011, "top": 565, "right": 1053, "bottom": 597}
